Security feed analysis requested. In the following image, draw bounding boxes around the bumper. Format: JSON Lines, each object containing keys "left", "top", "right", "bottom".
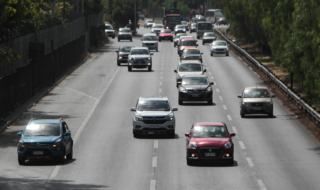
{"left": 117, "top": 58, "right": 129, "bottom": 63}
{"left": 132, "top": 120, "right": 175, "bottom": 134}
{"left": 119, "top": 35, "right": 132, "bottom": 39}
{"left": 142, "top": 44, "right": 158, "bottom": 50}
{"left": 17, "top": 145, "right": 63, "bottom": 159}
{"left": 187, "top": 147, "right": 234, "bottom": 162}
{"left": 106, "top": 32, "right": 115, "bottom": 37}
{"left": 211, "top": 49, "right": 229, "bottom": 55}
{"left": 179, "top": 91, "right": 213, "bottom": 101}
{"left": 129, "top": 62, "right": 151, "bottom": 68}
{"left": 241, "top": 105, "right": 273, "bottom": 114}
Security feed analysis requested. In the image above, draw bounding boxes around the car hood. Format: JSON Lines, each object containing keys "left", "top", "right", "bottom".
{"left": 142, "top": 41, "right": 158, "bottom": 43}
{"left": 180, "top": 46, "right": 197, "bottom": 50}
{"left": 160, "top": 34, "right": 172, "bottom": 37}
{"left": 129, "top": 55, "right": 150, "bottom": 59}
{"left": 212, "top": 45, "right": 227, "bottom": 49}
{"left": 183, "top": 85, "right": 208, "bottom": 90}
{"left": 243, "top": 98, "right": 272, "bottom": 103}
{"left": 178, "top": 71, "right": 204, "bottom": 76}
{"left": 119, "top": 32, "right": 132, "bottom": 35}
{"left": 136, "top": 111, "right": 172, "bottom": 117}
{"left": 191, "top": 137, "right": 230, "bottom": 147}
{"left": 22, "top": 136, "right": 60, "bottom": 143}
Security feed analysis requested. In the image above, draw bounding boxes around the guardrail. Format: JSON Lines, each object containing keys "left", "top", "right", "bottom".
{"left": 214, "top": 28, "right": 320, "bottom": 123}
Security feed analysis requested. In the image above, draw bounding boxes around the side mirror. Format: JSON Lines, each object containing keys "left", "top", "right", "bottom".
{"left": 196, "top": 40, "right": 198, "bottom": 42}
{"left": 196, "top": 44, "right": 198, "bottom": 46}
{"left": 150, "top": 53, "right": 154, "bottom": 55}
{"left": 174, "top": 70, "right": 177, "bottom": 73}
{"left": 237, "top": 95, "right": 242, "bottom": 98}
{"left": 210, "top": 82, "right": 214, "bottom": 85}
{"left": 185, "top": 133, "right": 190, "bottom": 137}
{"left": 203, "top": 69, "right": 207, "bottom": 73}
{"left": 230, "top": 133, "right": 236, "bottom": 137}
{"left": 116, "top": 51, "right": 118, "bottom": 53}
{"left": 64, "top": 131, "right": 71, "bottom": 136}
{"left": 172, "top": 107, "right": 178, "bottom": 111}
{"left": 201, "top": 53, "right": 203, "bottom": 55}
{"left": 177, "top": 81, "right": 182, "bottom": 85}
{"left": 271, "top": 95, "right": 276, "bottom": 98}
{"left": 130, "top": 107, "right": 136, "bottom": 111}
{"left": 17, "top": 132, "right": 22, "bottom": 136}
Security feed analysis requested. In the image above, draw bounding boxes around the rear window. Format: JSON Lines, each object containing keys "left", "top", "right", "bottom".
{"left": 192, "top": 126, "right": 227, "bottom": 138}
{"left": 153, "top": 25, "right": 163, "bottom": 28}
{"left": 177, "top": 25, "right": 185, "bottom": 28}
{"left": 181, "top": 21, "right": 188, "bottom": 25}
{"left": 176, "top": 34, "right": 187, "bottom": 39}
{"left": 212, "top": 41, "right": 227, "bottom": 46}
{"left": 23, "top": 124, "right": 61, "bottom": 136}
{"left": 105, "top": 25, "right": 113, "bottom": 29}
{"left": 185, "top": 49, "right": 200, "bottom": 54}
{"left": 143, "top": 36, "right": 157, "bottom": 41}
{"left": 179, "top": 64, "right": 202, "bottom": 72}
{"left": 204, "top": 33, "right": 215, "bottom": 37}
{"left": 137, "top": 100, "right": 170, "bottom": 111}
{"left": 198, "top": 23, "right": 212, "bottom": 30}
{"left": 181, "top": 41, "right": 196, "bottom": 46}
{"left": 243, "top": 89, "right": 270, "bottom": 98}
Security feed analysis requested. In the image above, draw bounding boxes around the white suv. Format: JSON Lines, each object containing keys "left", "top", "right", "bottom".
{"left": 130, "top": 97, "right": 178, "bottom": 138}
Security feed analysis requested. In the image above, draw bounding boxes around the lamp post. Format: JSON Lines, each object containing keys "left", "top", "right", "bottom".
{"left": 134, "top": 0, "right": 136, "bottom": 35}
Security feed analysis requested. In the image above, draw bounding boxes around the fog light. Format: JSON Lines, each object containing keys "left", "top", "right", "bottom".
{"left": 119, "top": 57, "right": 122, "bottom": 59}
{"left": 168, "top": 125, "right": 173, "bottom": 129}
{"left": 53, "top": 144, "right": 56, "bottom": 147}
{"left": 136, "top": 125, "right": 141, "bottom": 129}
{"left": 22, "top": 145, "right": 25, "bottom": 147}
{"left": 226, "top": 153, "right": 230, "bottom": 157}
{"left": 148, "top": 63, "right": 151, "bottom": 65}
{"left": 192, "top": 154, "right": 195, "bottom": 157}
{"left": 129, "top": 63, "right": 132, "bottom": 65}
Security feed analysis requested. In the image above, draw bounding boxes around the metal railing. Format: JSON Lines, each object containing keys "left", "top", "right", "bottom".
{"left": 214, "top": 28, "right": 320, "bottom": 122}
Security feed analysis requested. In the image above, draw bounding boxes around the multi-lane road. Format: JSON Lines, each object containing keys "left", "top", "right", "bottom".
{"left": 1, "top": 25, "right": 320, "bottom": 190}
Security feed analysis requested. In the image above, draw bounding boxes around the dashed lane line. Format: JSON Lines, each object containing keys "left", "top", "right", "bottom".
{"left": 239, "top": 141, "right": 246, "bottom": 149}
{"left": 246, "top": 157, "right": 254, "bottom": 167}
{"left": 216, "top": 89, "right": 220, "bottom": 93}
{"left": 257, "top": 179, "right": 267, "bottom": 190}
{"left": 152, "top": 157, "right": 157, "bottom": 167}
{"left": 232, "top": 126, "right": 238, "bottom": 133}
{"left": 150, "top": 180, "right": 156, "bottom": 190}
{"left": 159, "top": 89, "right": 162, "bottom": 93}
{"left": 219, "top": 96, "right": 223, "bottom": 101}
{"left": 227, "top": 115, "right": 232, "bottom": 121}
{"left": 223, "top": 105, "right": 227, "bottom": 110}
{"left": 159, "top": 82, "right": 162, "bottom": 86}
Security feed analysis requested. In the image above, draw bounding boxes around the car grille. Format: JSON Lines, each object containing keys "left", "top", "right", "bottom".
{"left": 215, "top": 49, "right": 226, "bottom": 52}
{"left": 146, "top": 43, "right": 155, "bottom": 45}
{"left": 187, "top": 90, "right": 204, "bottom": 93}
{"left": 251, "top": 103, "right": 264, "bottom": 107}
{"left": 142, "top": 116, "right": 167, "bottom": 124}
{"left": 198, "top": 147, "right": 222, "bottom": 158}
{"left": 133, "top": 59, "right": 147, "bottom": 63}
{"left": 26, "top": 143, "right": 51, "bottom": 147}
{"left": 107, "top": 31, "right": 113, "bottom": 34}
{"left": 25, "top": 149, "right": 52, "bottom": 157}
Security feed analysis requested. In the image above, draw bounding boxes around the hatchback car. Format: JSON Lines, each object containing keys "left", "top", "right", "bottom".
{"left": 144, "top": 20, "right": 154, "bottom": 28}
{"left": 141, "top": 33, "right": 158, "bottom": 52}
{"left": 190, "top": 23, "right": 197, "bottom": 33}
{"left": 105, "top": 24, "right": 115, "bottom": 39}
{"left": 185, "top": 122, "right": 235, "bottom": 165}
{"left": 177, "top": 38, "right": 198, "bottom": 56}
{"left": 174, "top": 33, "right": 187, "bottom": 47}
{"left": 130, "top": 97, "right": 178, "bottom": 138}
{"left": 210, "top": 40, "right": 229, "bottom": 56}
{"left": 151, "top": 24, "right": 164, "bottom": 36}
{"left": 174, "top": 25, "right": 186, "bottom": 35}
{"left": 178, "top": 75, "right": 213, "bottom": 105}
{"left": 116, "top": 46, "right": 134, "bottom": 66}
{"left": 202, "top": 32, "right": 216, "bottom": 45}
{"left": 118, "top": 28, "right": 132, "bottom": 42}
{"left": 238, "top": 86, "right": 276, "bottom": 117}
{"left": 180, "top": 48, "right": 203, "bottom": 63}
{"left": 128, "top": 47, "right": 153, "bottom": 71}
{"left": 17, "top": 118, "right": 73, "bottom": 165}
{"left": 158, "top": 29, "right": 173, "bottom": 42}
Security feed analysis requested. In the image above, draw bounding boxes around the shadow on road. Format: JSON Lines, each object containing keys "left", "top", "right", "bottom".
{"left": 188, "top": 160, "right": 239, "bottom": 167}
{"left": 135, "top": 133, "right": 180, "bottom": 139}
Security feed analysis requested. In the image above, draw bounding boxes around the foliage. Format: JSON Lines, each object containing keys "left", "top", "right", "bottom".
{"left": 0, "top": 47, "right": 20, "bottom": 64}
{"left": 148, "top": 0, "right": 162, "bottom": 20}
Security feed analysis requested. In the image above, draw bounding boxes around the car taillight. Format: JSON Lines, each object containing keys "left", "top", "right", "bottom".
{"left": 166, "top": 21, "right": 168, "bottom": 26}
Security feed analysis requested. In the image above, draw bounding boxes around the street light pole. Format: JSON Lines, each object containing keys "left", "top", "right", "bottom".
{"left": 134, "top": 0, "right": 136, "bottom": 35}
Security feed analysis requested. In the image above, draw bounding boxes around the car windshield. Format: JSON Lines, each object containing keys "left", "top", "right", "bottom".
{"left": 181, "top": 21, "right": 187, "bottom": 25}
{"left": 105, "top": 25, "right": 113, "bottom": 29}
{"left": 147, "top": 20, "right": 154, "bottom": 23}
{"left": 130, "top": 49, "right": 149, "bottom": 55}
{"left": 182, "top": 77, "right": 208, "bottom": 85}
{"left": 167, "top": 16, "right": 180, "bottom": 22}
{"left": 120, "top": 47, "right": 132, "bottom": 52}
{"left": 120, "top": 29, "right": 131, "bottom": 32}
{"left": 212, "top": 41, "right": 227, "bottom": 46}
{"left": 137, "top": 100, "right": 170, "bottom": 111}
{"left": 143, "top": 36, "right": 157, "bottom": 41}
{"left": 204, "top": 33, "right": 215, "bottom": 37}
{"left": 185, "top": 49, "right": 200, "bottom": 54}
{"left": 179, "top": 64, "right": 202, "bottom": 72}
{"left": 192, "top": 126, "right": 228, "bottom": 138}
{"left": 198, "top": 23, "right": 213, "bottom": 30}
{"left": 181, "top": 41, "right": 196, "bottom": 46}
{"left": 243, "top": 88, "right": 270, "bottom": 98}
{"left": 153, "top": 25, "right": 163, "bottom": 28}
{"left": 23, "top": 124, "right": 61, "bottom": 136}
{"left": 176, "top": 25, "right": 185, "bottom": 29}
{"left": 161, "top": 30, "right": 171, "bottom": 33}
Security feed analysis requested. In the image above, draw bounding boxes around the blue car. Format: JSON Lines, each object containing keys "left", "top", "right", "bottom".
{"left": 17, "top": 118, "right": 73, "bottom": 165}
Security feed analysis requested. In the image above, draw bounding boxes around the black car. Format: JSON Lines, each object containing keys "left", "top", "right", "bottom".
{"left": 180, "top": 48, "right": 203, "bottom": 63}
{"left": 178, "top": 75, "right": 214, "bottom": 105}
{"left": 116, "top": 46, "right": 134, "bottom": 66}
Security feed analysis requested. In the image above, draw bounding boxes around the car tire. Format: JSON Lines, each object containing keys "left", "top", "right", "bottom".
{"left": 268, "top": 112, "right": 273, "bottom": 118}
{"left": 178, "top": 99, "right": 183, "bottom": 105}
{"left": 128, "top": 66, "right": 132, "bottom": 72}
{"left": 210, "top": 53, "right": 213, "bottom": 56}
{"left": 18, "top": 156, "right": 25, "bottom": 165}
{"left": 118, "top": 38, "right": 120, "bottom": 42}
{"left": 156, "top": 48, "right": 158, "bottom": 52}
{"left": 240, "top": 109, "right": 245, "bottom": 118}
{"left": 171, "top": 39, "right": 173, "bottom": 42}
{"left": 112, "top": 36, "right": 115, "bottom": 39}
{"left": 197, "top": 36, "right": 200, "bottom": 39}
{"left": 117, "top": 61, "right": 120, "bottom": 66}
{"left": 226, "top": 53, "right": 229, "bottom": 56}
{"left": 148, "top": 66, "right": 152, "bottom": 71}
{"left": 130, "top": 38, "right": 132, "bottom": 42}
{"left": 133, "top": 130, "right": 141, "bottom": 138}
{"left": 66, "top": 146, "right": 73, "bottom": 160}
{"left": 174, "top": 44, "right": 176, "bottom": 47}
{"left": 187, "top": 159, "right": 192, "bottom": 166}
{"left": 208, "top": 99, "right": 213, "bottom": 105}
{"left": 168, "top": 130, "right": 175, "bottom": 138}
{"left": 202, "top": 42, "right": 204, "bottom": 45}
{"left": 159, "top": 39, "right": 161, "bottom": 42}
{"left": 227, "top": 159, "right": 234, "bottom": 166}
{"left": 58, "top": 149, "right": 65, "bottom": 164}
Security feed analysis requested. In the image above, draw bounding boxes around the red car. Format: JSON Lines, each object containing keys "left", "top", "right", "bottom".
{"left": 217, "top": 17, "right": 228, "bottom": 25}
{"left": 177, "top": 38, "right": 198, "bottom": 56}
{"left": 158, "top": 29, "right": 173, "bottom": 42}
{"left": 185, "top": 122, "right": 236, "bottom": 166}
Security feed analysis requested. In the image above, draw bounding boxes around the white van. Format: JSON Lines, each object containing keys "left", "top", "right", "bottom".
{"left": 206, "top": 9, "right": 224, "bottom": 24}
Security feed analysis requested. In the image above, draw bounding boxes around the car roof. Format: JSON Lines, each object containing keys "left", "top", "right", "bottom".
{"left": 29, "top": 119, "right": 61, "bottom": 124}
{"left": 180, "top": 60, "right": 202, "bottom": 64}
{"left": 204, "top": 32, "right": 214, "bottom": 34}
{"left": 131, "top": 47, "right": 149, "bottom": 50}
{"left": 139, "top": 97, "right": 168, "bottom": 101}
{"left": 182, "top": 74, "right": 207, "bottom": 78}
{"left": 119, "top": 28, "right": 130, "bottom": 30}
{"left": 213, "top": 40, "right": 226, "bottom": 42}
{"left": 181, "top": 38, "right": 196, "bottom": 41}
{"left": 143, "top": 33, "right": 157, "bottom": 36}
{"left": 194, "top": 122, "right": 225, "bottom": 127}
{"left": 245, "top": 86, "right": 268, "bottom": 90}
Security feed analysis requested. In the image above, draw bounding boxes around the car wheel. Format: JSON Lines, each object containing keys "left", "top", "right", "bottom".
{"left": 58, "top": 149, "right": 65, "bottom": 164}
{"left": 133, "top": 130, "right": 141, "bottom": 138}
{"left": 268, "top": 112, "right": 273, "bottom": 118}
{"left": 226, "top": 53, "right": 229, "bottom": 56}
{"left": 202, "top": 42, "right": 204, "bottom": 45}
{"left": 171, "top": 39, "right": 173, "bottom": 42}
{"left": 159, "top": 39, "right": 161, "bottom": 42}
{"left": 117, "top": 61, "right": 120, "bottom": 66}
{"left": 18, "top": 156, "right": 25, "bottom": 165}
{"left": 130, "top": 38, "right": 132, "bottom": 42}
{"left": 190, "top": 31, "right": 192, "bottom": 33}
{"left": 174, "top": 44, "right": 176, "bottom": 47}
{"left": 148, "top": 66, "right": 152, "bottom": 71}
{"left": 187, "top": 159, "right": 192, "bottom": 166}
{"left": 66, "top": 146, "right": 73, "bottom": 160}
{"left": 210, "top": 53, "right": 213, "bottom": 56}
{"left": 178, "top": 99, "right": 183, "bottom": 105}
{"left": 227, "top": 159, "right": 234, "bottom": 166}
{"left": 240, "top": 109, "right": 245, "bottom": 118}
{"left": 112, "top": 36, "right": 115, "bottom": 39}
{"left": 128, "top": 66, "right": 132, "bottom": 72}
{"left": 208, "top": 99, "right": 213, "bottom": 105}
{"left": 197, "top": 36, "right": 200, "bottom": 39}
{"left": 156, "top": 48, "right": 158, "bottom": 52}
{"left": 168, "top": 130, "right": 175, "bottom": 138}
{"left": 118, "top": 38, "right": 120, "bottom": 42}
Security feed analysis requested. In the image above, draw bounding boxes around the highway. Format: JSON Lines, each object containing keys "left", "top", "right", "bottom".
{"left": 0, "top": 25, "right": 320, "bottom": 190}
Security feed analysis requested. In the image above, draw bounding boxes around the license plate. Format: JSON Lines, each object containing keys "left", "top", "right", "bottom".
{"left": 165, "top": 38, "right": 168, "bottom": 40}
{"left": 33, "top": 151, "right": 43, "bottom": 155}
{"left": 205, "top": 152, "right": 216, "bottom": 157}
{"left": 150, "top": 125, "right": 158, "bottom": 128}
{"left": 253, "top": 107, "right": 262, "bottom": 110}
{"left": 192, "top": 94, "right": 199, "bottom": 97}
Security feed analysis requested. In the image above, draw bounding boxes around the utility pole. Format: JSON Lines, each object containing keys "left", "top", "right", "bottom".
{"left": 134, "top": 0, "right": 136, "bottom": 35}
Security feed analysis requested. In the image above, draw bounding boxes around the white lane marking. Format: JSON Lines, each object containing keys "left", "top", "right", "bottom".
{"left": 227, "top": 115, "right": 232, "bottom": 121}
{"left": 246, "top": 157, "right": 254, "bottom": 167}
{"left": 150, "top": 180, "right": 156, "bottom": 190}
{"left": 159, "top": 82, "right": 162, "bottom": 86}
{"left": 63, "top": 86, "right": 98, "bottom": 100}
{"left": 203, "top": 60, "right": 206, "bottom": 63}
{"left": 232, "top": 126, "right": 238, "bottom": 133}
{"left": 208, "top": 71, "right": 211, "bottom": 75}
{"left": 152, "top": 157, "right": 157, "bottom": 167}
{"left": 160, "top": 72, "right": 163, "bottom": 75}
{"left": 223, "top": 105, "right": 227, "bottom": 110}
{"left": 160, "top": 76, "right": 163, "bottom": 80}
{"left": 154, "top": 140, "right": 158, "bottom": 149}
{"left": 219, "top": 96, "right": 223, "bottom": 101}
{"left": 161, "top": 67, "right": 163, "bottom": 70}
{"left": 211, "top": 76, "right": 214, "bottom": 79}
{"left": 257, "top": 179, "right": 267, "bottom": 190}
{"left": 49, "top": 67, "right": 121, "bottom": 180}
{"left": 159, "top": 89, "right": 162, "bottom": 93}
{"left": 239, "top": 141, "right": 246, "bottom": 149}
{"left": 216, "top": 89, "right": 220, "bottom": 93}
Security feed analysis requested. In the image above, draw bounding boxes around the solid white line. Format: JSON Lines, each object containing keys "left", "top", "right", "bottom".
{"left": 152, "top": 157, "right": 157, "bottom": 167}
{"left": 216, "top": 89, "right": 220, "bottom": 92}
{"left": 159, "top": 82, "right": 162, "bottom": 86}
{"left": 49, "top": 67, "right": 121, "bottom": 180}
{"left": 159, "top": 89, "right": 162, "bottom": 93}
{"left": 239, "top": 141, "right": 246, "bottom": 149}
{"left": 227, "top": 115, "right": 232, "bottom": 121}
{"left": 150, "top": 180, "right": 156, "bottom": 190}
{"left": 63, "top": 86, "right": 98, "bottom": 100}
{"left": 232, "top": 126, "right": 238, "bottom": 133}
{"left": 223, "top": 105, "right": 227, "bottom": 110}
{"left": 219, "top": 96, "right": 223, "bottom": 101}
{"left": 246, "top": 157, "right": 254, "bottom": 167}
{"left": 257, "top": 179, "right": 267, "bottom": 190}
{"left": 154, "top": 140, "right": 158, "bottom": 149}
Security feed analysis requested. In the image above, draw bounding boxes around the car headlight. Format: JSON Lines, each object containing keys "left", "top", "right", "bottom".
{"left": 179, "top": 86, "right": 186, "bottom": 92}
{"left": 266, "top": 101, "right": 273, "bottom": 106}
{"left": 53, "top": 138, "right": 62, "bottom": 147}
{"left": 18, "top": 139, "right": 25, "bottom": 147}
{"left": 178, "top": 74, "right": 183, "bottom": 77}
{"left": 226, "top": 48, "right": 229, "bottom": 51}
{"left": 135, "top": 115, "right": 143, "bottom": 121}
{"left": 206, "top": 87, "right": 212, "bottom": 92}
{"left": 243, "top": 102, "right": 249, "bottom": 106}
{"left": 224, "top": 141, "right": 232, "bottom": 149}
{"left": 189, "top": 142, "right": 197, "bottom": 148}
{"left": 166, "top": 113, "right": 174, "bottom": 121}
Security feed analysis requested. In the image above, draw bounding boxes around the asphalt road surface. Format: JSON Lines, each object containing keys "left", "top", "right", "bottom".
{"left": 1, "top": 25, "right": 320, "bottom": 190}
